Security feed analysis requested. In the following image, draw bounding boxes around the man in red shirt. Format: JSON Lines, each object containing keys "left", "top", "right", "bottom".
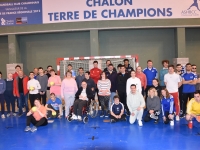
{"left": 136, "top": 66, "right": 147, "bottom": 96}
{"left": 13, "top": 65, "right": 21, "bottom": 79}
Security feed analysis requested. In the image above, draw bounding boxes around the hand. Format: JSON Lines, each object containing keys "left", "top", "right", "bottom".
{"left": 196, "top": 116, "right": 200, "bottom": 122}
{"left": 131, "top": 113, "right": 135, "bottom": 116}
{"left": 137, "top": 107, "right": 141, "bottom": 111}
{"left": 40, "top": 92, "right": 43, "bottom": 95}
{"left": 168, "top": 114, "right": 173, "bottom": 119}
{"left": 58, "top": 115, "right": 61, "bottom": 118}
{"left": 163, "top": 116, "right": 166, "bottom": 121}
{"left": 118, "top": 114, "right": 122, "bottom": 119}
{"left": 91, "top": 88, "right": 94, "bottom": 91}
{"left": 149, "top": 110, "right": 154, "bottom": 114}
{"left": 79, "top": 95, "right": 83, "bottom": 99}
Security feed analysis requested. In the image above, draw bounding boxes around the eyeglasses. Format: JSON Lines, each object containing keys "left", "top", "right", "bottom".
{"left": 192, "top": 68, "right": 197, "bottom": 69}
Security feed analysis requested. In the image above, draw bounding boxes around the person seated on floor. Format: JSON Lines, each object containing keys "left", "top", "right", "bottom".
{"left": 161, "top": 89, "right": 175, "bottom": 126}
{"left": 72, "top": 81, "right": 93, "bottom": 121}
{"left": 144, "top": 87, "right": 161, "bottom": 124}
{"left": 186, "top": 91, "right": 200, "bottom": 128}
{"left": 24, "top": 99, "right": 48, "bottom": 132}
{"left": 45, "top": 93, "right": 62, "bottom": 119}
{"left": 110, "top": 95, "right": 126, "bottom": 123}
{"left": 127, "top": 84, "right": 145, "bottom": 126}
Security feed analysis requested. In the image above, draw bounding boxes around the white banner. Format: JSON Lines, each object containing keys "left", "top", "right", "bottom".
{"left": 42, "top": 0, "right": 200, "bottom": 23}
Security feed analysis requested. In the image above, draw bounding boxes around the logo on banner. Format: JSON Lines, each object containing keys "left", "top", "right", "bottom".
{"left": 181, "top": 0, "right": 200, "bottom": 16}
{"left": 1, "top": 18, "right": 14, "bottom": 26}
{"left": 1, "top": 18, "right": 5, "bottom": 25}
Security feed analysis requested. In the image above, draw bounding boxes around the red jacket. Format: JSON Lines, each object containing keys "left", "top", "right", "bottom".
{"left": 13, "top": 76, "right": 29, "bottom": 97}
{"left": 12, "top": 72, "right": 18, "bottom": 79}
{"left": 136, "top": 72, "right": 147, "bottom": 89}
{"left": 90, "top": 68, "right": 102, "bottom": 84}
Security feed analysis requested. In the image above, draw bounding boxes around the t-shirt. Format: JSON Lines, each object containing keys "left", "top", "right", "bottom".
{"left": 47, "top": 98, "right": 62, "bottom": 110}
{"left": 143, "top": 67, "right": 158, "bottom": 86}
{"left": 33, "top": 105, "right": 47, "bottom": 121}
{"left": 182, "top": 72, "right": 197, "bottom": 93}
{"left": 48, "top": 75, "right": 61, "bottom": 96}
{"left": 111, "top": 102, "right": 124, "bottom": 115}
{"left": 164, "top": 73, "right": 181, "bottom": 93}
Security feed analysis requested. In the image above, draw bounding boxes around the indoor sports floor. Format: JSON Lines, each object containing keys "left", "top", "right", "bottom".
{"left": 0, "top": 111, "right": 199, "bottom": 150}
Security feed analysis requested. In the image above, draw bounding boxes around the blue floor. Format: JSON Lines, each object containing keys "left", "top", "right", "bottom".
{"left": 0, "top": 112, "right": 200, "bottom": 150}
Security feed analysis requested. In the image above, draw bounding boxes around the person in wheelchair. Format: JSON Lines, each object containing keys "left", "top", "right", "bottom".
{"left": 72, "top": 81, "right": 93, "bottom": 121}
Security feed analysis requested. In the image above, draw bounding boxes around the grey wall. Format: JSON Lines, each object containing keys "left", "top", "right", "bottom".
{"left": 186, "top": 28, "right": 200, "bottom": 66}
{"left": 19, "top": 31, "right": 90, "bottom": 75}
{"left": 0, "top": 36, "right": 9, "bottom": 78}
{"left": 99, "top": 29, "right": 176, "bottom": 71}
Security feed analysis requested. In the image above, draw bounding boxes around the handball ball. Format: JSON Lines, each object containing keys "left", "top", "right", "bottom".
{"left": 31, "top": 106, "right": 37, "bottom": 112}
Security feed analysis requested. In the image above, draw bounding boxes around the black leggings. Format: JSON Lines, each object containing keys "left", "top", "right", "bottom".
{"left": 47, "top": 104, "right": 59, "bottom": 118}
{"left": 117, "top": 91, "right": 129, "bottom": 113}
{"left": 29, "top": 93, "right": 40, "bottom": 108}
{"left": 99, "top": 96, "right": 110, "bottom": 111}
{"left": 26, "top": 115, "right": 48, "bottom": 127}
{"left": 182, "top": 93, "right": 194, "bottom": 114}
{"left": 110, "top": 114, "right": 126, "bottom": 122}
{"left": 144, "top": 110, "right": 160, "bottom": 122}
{"left": 73, "top": 99, "right": 87, "bottom": 116}
{"left": 38, "top": 92, "right": 47, "bottom": 106}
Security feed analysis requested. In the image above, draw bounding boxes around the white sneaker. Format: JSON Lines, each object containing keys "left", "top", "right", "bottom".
{"left": 13, "top": 113, "right": 17, "bottom": 117}
{"left": 150, "top": 114, "right": 158, "bottom": 120}
{"left": 22, "top": 108, "right": 26, "bottom": 113}
{"left": 138, "top": 120, "right": 143, "bottom": 127}
{"left": 7, "top": 113, "right": 10, "bottom": 117}
{"left": 72, "top": 114, "right": 77, "bottom": 120}
{"left": 170, "top": 120, "right": 174, "bottom": 126}
{"left": 176, "top": 116, "right": 180, "bottom": 121}
{"left": 1, "top": 114, "right": 5, "bottom": 119}
{"left": 77, "top": 115, "right": 82, "bottom": 121}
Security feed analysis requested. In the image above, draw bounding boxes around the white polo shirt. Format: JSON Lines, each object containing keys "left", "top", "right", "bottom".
{"left": 164, "top": 72, "right": 181, "bottom": 93}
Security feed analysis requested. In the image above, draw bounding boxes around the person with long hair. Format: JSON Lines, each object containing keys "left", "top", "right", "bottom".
{"left": 152, "top": 79, "right": 162, "bottom": 97}
{"left": 144, "top": 87, "right": 161, "bottom": 124}
{"left": 61, "top": 71, "right": 78, "bottom": 117}
{"left": 97, "top": 71, "right": 111, "bottom": 117}
{"left": 24, "top": 99, "right": 48, "bottom": 132}
{"left": 161, "top": 89, "right": 175, "bottom": 126}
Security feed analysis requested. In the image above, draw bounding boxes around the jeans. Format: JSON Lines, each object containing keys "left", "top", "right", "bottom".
{"left": 0, "top": 94, "right": 5, "bottom": 114}
{"left": 4, "top": 91, "right": 15, "bottom": 113}
{"left": 18, "top": 93, "right": 28, "bottom": 114}
{"left": 109, "top": 92, "right": 116, "bottom": 110}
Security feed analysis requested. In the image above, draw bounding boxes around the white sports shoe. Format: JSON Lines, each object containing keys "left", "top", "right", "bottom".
{"left": 72, "top": 114, "right": 77, "bottom": 120}
{"left": 1, "top": 114, "right": 5, "bottom": 119}
{"left": 77, "top": 116, "right": 82, "bottom": 121}
{"left": 176, "top": 115, "right": 180, "bottom": 121}
{"left": 138, "top": 120, "right": 143, "bottom": 127}
{"left": 22, "top": 108, "right": 26, "bottom": 113}
{"left": 170, "top": 120, "right": 174, "bottom": 126}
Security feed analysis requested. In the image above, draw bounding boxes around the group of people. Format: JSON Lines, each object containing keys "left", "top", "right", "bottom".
{"left": 0, "top": 59, "right": 200, "bottom": 132}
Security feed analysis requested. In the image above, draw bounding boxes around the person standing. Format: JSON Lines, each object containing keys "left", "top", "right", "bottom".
{"left": 105, "top": 64, "right": 118, "bottom": 110}
{"left": 181, "top": 63, "right": 197, "bottom": 118}
{"left": 143, "top": 60, "right": 158, "bottom": 98}
{"left": 0, "top": 72, "right": 6, "bottom": 118}
{"left": 37, "top": 67, "right": 48, "bottom": 105}
{"left": 33, "top": 68, "right": 39, "bottom": 79}
{"left": 164, "top": 65, "right": 181, "bottom": 121}
{"left": 159, "top": 60, "right": 169, "bottom": 88}
{"left": 136, "top": 66, "right": 147, "bottom": 96}
{"left": 126, "top": 70, "right": 142, "bottom": 95}
{"left": 46, "top": 65, "right": 53, "bottom": 100}
{"left": 13, "top": 70, "right": 29, "bottom": 117}
{"left": 103, "top": 60, "right": 117, "bottom": 72}
{"left": 13, "top": 65, "right": 21, "bottom": 79}
{"left": 191, "top": 64, "right": 200, "bottom": 92}
{"left": 48, "top": 69, "right": 62, "bottom": 99}
{"left": 67, "top": 64, "right": 76, "bottom": 78}
{"left": 152, "top": 79, "right": 162, "bottom": 97}
{"left": 75, "top": 67, "right": 85, "bottom": 88}
{"left": 116, "top": 65, "right": 130, "bottom": 115}
{"left": 61, "top": 71, "right": 78, "bottom": 117}
{"left": 4, "top": 73, "right": 16, "bottom": 117}
{"left": 27, "top": 72, "right": 41, "bottom": 108}
{"left": 123, "top": 59, "right": 134, "bottom": 74}
{"left": 127, "top": 84, "right": 145, "bottom": 126}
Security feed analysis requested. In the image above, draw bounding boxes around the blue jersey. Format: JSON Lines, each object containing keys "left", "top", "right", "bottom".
{"left": 111, "top": 102, "right": 124, "bottom": 115}
{"left": 47, "top": 98, "right": 62, "bottom": 110}
{"left": 143, "top": 67, "right": 158, "bottom": 86}
{"left": 161, "top": 95, "right": 174, "bottom": 116}
{"left": 182, "top": 72, "right": 197, "bottom": 93}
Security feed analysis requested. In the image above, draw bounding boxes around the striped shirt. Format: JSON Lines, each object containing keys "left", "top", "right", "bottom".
{"left": 97, "top": 79, "right": 111, "bottom": 95}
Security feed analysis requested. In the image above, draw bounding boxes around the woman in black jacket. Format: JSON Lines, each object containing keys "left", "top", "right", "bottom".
{"left": 72, "top": 81, "right": 93, "bottom": 121}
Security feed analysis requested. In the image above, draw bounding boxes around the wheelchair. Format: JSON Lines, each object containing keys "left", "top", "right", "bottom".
{"left": 67, "top": 99, "right": 99, "bottom": 124}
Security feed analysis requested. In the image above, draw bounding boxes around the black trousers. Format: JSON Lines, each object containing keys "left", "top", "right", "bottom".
{"left": 38, "top": 92, "right": 47, "bottom": 105}
{"left": 29, "top": 93, "right": 40, "bottom": 108}
{"left": 26, "top": 115, "right": 48, "bottom": 127}
{"left": 73, "top": 99, "right": 87, "bottom": 116}
{"left": 163, "top": 111, "right": 173, "bottom": 124}
{"left": 118, "top": 91, "right": 129, "bottom": 113}
{"left": 99, "top": 96, "right": 110, "bottom": 111}
{"left": 110, "top": 114, "right": 126, "bottom": 121}
{"left": 0, "top": 94, "right": 5, "bottom": 114}
{"left": 47, "top": 104, "right": 59, "bottom": 118}
{"left": 144, "top": 110, "right": 160, "bottom": 122}
{"left": 182, "top": 93, "right": 194, "bottom": 115}
{"left": 4, "top": 91, "right": 15, "bottom": 113}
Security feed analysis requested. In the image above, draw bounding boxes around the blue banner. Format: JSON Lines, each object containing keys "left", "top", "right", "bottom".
{"left": 0, "top": 0, "right": 42, "bottom": 26}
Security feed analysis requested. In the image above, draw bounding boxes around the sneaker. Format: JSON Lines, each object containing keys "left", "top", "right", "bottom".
{"left": 180, "top": 114, "right": 185, "bottom": 118}
{"left": 111, "top": 119, "right": 116, "bottom": 123}
{"left": 100, "top": 111, "right": 104, "bottom": 117}
{"left": 105, "top": 111, "right": 109, "bottom": 117}
{"left": 18, "top": 113, "right": 23, "bottom": 117}
{"left": 138, "top": 120, "right": 143, "bottom": 127}
{"left": 13, "top": 113, "right": 17, "bottom": 117}
{"left": 24, "top": 126, "right": 31, "bottom": 132}
{"left": 176, "top": 115, "right": 180, "bottom": 121}
{"left": 77, "top": 115, "right": 82, "bottom": 121}
{"left": 154, "top": 119, "right": 159, "bottom": 124}
{"left": 7, "top": 113, "right": 11, "bottom": 117}
{"left": 170, "top": 120, "right": 174, "bottom": 126}
{"left": 150, "top": 114, "right": 158, "bottom": 120}
{"left": 22, "top": 107, "right": 26, "bottom": 113}
{"left": 72, "top": 114, "right": 77, "bottom": 120}
{"left": 1, "top": 114, "right": 5, "bottom": 119}
{"left": 31, "top": 126, "right": 37, "bottom": 132}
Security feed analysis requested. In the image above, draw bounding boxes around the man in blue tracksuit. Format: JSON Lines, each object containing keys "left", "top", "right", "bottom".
{"left": 0, "top": 72, "right": 6, "bottom": 118}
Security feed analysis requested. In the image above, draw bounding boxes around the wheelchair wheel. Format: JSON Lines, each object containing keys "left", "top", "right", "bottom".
{"left": 67, "top": 114, "right": 73, "bottom": 122}
{"left": 83, "top": 116, "right": 89, "bottom": 124}
{"left": 89, "top": 100, "right": 99, "bottom": 118}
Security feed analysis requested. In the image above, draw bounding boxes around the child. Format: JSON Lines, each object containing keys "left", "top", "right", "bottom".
{"left": 110, "top": 95, "right": 126, "bottom": 123}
